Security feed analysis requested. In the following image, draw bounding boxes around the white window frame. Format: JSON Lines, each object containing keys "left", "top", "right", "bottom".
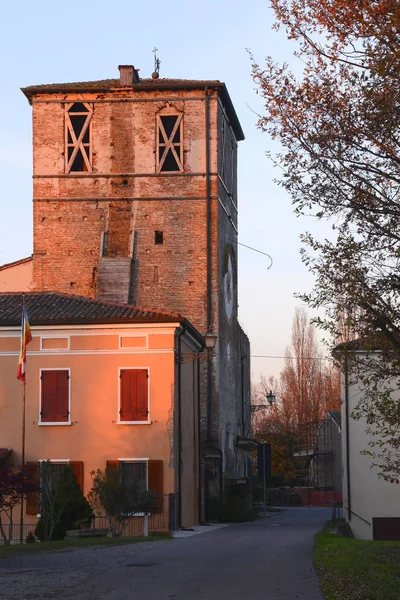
{"left": 38, "top": 368, "right": 72, "bottom": 426}
{"left": 117, "top": 367, "right": 151, "bottom": 425}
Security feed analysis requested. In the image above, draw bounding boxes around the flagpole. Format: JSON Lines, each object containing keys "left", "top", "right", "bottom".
{"left": 19, "top": 379, "right": 26, "bottom": 544}
{"left": 18, "top": 294, "right": 30, "bottom": 545}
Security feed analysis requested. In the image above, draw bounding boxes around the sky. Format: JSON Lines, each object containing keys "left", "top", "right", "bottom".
{"left": 0, "top": 0, "right": 330, "bottom": 384}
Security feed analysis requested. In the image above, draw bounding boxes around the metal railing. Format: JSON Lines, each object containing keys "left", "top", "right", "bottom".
{"left": 0, "top": 494, "right": 175, "bottom": 545}
{"left": 0, "top": 524, "right": 35, "bottom": 546}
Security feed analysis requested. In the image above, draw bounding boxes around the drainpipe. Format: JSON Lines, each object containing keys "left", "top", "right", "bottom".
{"left": 197, "top": 357, "right": 202, "bottom": 523}
{"left": 176, "top": 325, "right": 186, "bottom": 529}
{"left": 205, "top": 85, "right": 212, "bottom": 445}
{"left": 344, "top": 355, "right": 352, "bottom": 521}
{"left": 241, "top": 354, "right": 246, "bottom": 437}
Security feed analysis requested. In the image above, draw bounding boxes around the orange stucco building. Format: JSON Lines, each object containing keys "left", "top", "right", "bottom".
{"left": 0, "top": 292, "right": 203, "bottom": 530}
{"left": 0, "top": 258, "right": 32, "bottom": 293}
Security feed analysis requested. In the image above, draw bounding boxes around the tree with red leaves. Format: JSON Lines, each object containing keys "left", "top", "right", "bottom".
{"left": 251, "top": 1, "right": 400, "bottom": 481}
{"left": 253, "top": 309, "right": 340, "bottom": 480}
{"left": 0, "top": 466, "right": 36, "bottom": 545}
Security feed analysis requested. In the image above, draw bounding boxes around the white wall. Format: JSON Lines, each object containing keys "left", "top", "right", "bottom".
{"left": 342, "top": 374, "right": 400, "bottom": 540}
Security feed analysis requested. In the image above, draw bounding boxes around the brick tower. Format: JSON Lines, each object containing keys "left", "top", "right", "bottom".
{"left": 22, "top": 65, "right": 252, "bottom": 515}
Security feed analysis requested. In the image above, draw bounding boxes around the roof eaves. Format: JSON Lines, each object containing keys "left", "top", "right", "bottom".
{"left": 0, "top": 256, "right": 33, "bottom": 271}
{"left": 21, "top": 79, "right": 245, "bottom": 141}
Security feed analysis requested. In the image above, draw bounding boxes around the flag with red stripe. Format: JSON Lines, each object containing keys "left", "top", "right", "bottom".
{"left": 17, "top": 300, "right": 32, "bottom": 382}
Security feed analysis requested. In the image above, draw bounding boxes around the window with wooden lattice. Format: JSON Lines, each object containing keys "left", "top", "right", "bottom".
{"left": 156, "top": 112, "right": 183, "bottom": 172}
{"left": 65, "top": 102, "right": 93, "bottom": 173}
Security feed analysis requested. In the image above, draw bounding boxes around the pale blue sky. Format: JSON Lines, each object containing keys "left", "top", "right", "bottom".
{"left": 0, "top": 0, "right": 326, "bottom": 382}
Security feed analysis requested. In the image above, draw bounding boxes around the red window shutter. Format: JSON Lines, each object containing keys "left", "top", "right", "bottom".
{"left": 26, "top": 462, "right": 40, "bottom": 515}
{"left": 106, "top": 460, "right": 120, "bottom": 472}
{"left": 41, "top": 370, "right": 69, "bottom": 422}
{"left": 148, "top": 460, "right": 163, "bottom": 513}
{"left": 120, "top": 370, "right": 134, "bottom": 421}
{"left": 133, "top": 369, "right": 149, "bottom": 421}
{"left": 41, "top": 371, "right": 55, "bottom": 422}
{"left": 69, "top": 461, "right": 84, "bottom": 492}
{"left": 55, "top": 371, "right": 69, "bottom": 422}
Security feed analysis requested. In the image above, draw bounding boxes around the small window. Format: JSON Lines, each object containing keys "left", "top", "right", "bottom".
{"left": 101, "top": 231, "right": 108, "bottom": 257}
{"left": 107, "top": 459, "right": 163, "bottom": 513}
{"left": 155, "top": 231, "right": 163, "bottom": 245}
{"left": 40, "top": 370, "right": 70, "bottom": 423}
{"left": 120, "top": 461, "right": 147, "bottom": 491}
{"left": 65, "top": 102, "right": 93, "bottom": 174}
{"left": 119, "top": 369, "right": 149, "bottom": 422}
{"left": 25, "top": 460, "right": 84, "bottom": 515}
{"left": 156, "top": 113, "right": 183, "bottom": 173}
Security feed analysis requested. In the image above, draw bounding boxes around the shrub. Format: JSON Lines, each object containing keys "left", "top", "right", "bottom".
{"left": 35, "top": 464, "right": 93, "bottom": 541}
{"left": 25, "top": 531, "right": 36, "bottom": 544}
{"left": 87, "top": 469, "right": 157, "bottom": 537}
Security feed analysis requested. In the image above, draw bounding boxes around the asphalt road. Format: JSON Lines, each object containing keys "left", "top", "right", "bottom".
{"left": 0, "top": 507, "right": 330, "bottom": 600}
{"left": 66, "top": 507, "right": 329, "bottom": 600}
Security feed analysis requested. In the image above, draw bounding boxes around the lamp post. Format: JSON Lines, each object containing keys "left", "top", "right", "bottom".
{"left": 252, "top": 390, "right": 276, "bottom": 516}
{"left": 203, "top": 331, "right": 217, "bottom": 351}
{"left": 204, "top": 332, "right": 217, "bottom": 446}
{"left": 250, "top": 390, "right": 276, "bottom": 412}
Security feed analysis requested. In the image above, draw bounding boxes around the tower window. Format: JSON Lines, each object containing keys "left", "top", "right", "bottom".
{"left": 156, "top": 113, "right": 183, "bottom": 173}
{"left": 65, "top": 102, "right": 93, "bottom": 174}
{"left": 155, "top": 231, "right": 163, "bottom": 245}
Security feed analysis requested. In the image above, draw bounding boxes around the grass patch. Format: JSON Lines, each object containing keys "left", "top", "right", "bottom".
{"left": 314, "top": 525, "right": 400, "bottom": 600}
{"left": 0, "top": 532, "right": 170, "bottom": 557}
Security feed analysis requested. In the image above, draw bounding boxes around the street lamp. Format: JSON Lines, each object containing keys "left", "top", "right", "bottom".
{"left": 251, "top": 390, "right": 276, "bottom": 517}
{"left": 251, "top": 390, "right": 276, "bottom": 412}
{"left": 266, "top": 390, "right": 276, "bottom": 406}
{"left": 204, "top": 331, "right": 217, "bottom": 350}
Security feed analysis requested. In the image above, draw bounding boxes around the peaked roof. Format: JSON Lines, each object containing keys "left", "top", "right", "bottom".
{"left": 0, "top": 256, "right": 32, "bottom": 272}
{"left": 0, "top": 292, "right": 201, "bottom": 338}
{"left": 327, "top": 410, "right": 341, "bottom": 430}
{"left": 21, "top": 76, "right": 244, "bottom": 141}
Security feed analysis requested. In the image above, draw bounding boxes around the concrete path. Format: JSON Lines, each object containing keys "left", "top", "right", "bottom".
{"left": 66, "top": 507, "right": 329, "bottom": 599}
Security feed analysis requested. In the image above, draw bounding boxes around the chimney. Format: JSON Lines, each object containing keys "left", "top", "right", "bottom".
{"left": 118, "top": 65, "right": 140, "bottom": 86}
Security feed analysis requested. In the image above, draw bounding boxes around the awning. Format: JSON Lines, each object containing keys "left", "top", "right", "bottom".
{"left": 237, "top": 437, "right": 259, "bottom": 452}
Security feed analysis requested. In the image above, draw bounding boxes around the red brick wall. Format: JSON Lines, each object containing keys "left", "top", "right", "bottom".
{"left": 31, "top": 89, "right": 219, "bottom": 330}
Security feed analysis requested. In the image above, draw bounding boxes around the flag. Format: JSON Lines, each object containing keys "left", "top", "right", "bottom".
{"left": 17, "top": 300, "right": 32, "bottom": 382}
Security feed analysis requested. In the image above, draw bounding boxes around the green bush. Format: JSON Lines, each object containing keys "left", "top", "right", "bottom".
{"left": 35, "top": 465, "right": 93, "bottom": 541}
{"left": 25, "top": 531, "right": 36, "bottom": 544}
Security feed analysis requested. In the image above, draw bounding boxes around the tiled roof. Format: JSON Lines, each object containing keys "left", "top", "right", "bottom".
{"left": 327, "top": 410, "right": 341, "bottom": 429}
{"left": 0, "top": 292, "right": 188, "bottom": 327}
{"left": 333, "top": 333, "right": 398, "bottom": 354}
{"left": 0, "top": 256, "right": 32, "bottom": 272}
{"left": 21, "top": 78, "right": 223, "bottom": 92}
{"left": 21, "top": 76, "right": 245, "bottom": 141}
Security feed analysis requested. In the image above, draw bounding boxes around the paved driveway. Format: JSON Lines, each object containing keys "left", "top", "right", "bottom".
{"left": 0, "top": 507, "right": 330, "bottom": 600}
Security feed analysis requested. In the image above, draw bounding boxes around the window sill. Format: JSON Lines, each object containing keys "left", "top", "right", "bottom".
{"left": 38, "top": 422, "right": 72, "bottom": 426}
{"left": 116, "top": 420, "right": 152, "bottom": 425}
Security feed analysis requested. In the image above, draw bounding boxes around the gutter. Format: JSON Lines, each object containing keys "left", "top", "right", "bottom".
{"left": 176, "top": 324, "right": 186, "bottom": 530}
{"left": 344, "top": 355, "right": 352, "bottom": 521}
{"left": 197, "top": 357, "right": 202, "bottom": 523}
{"left": 205, "top": 85, "right": 213, "bottom": 446}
